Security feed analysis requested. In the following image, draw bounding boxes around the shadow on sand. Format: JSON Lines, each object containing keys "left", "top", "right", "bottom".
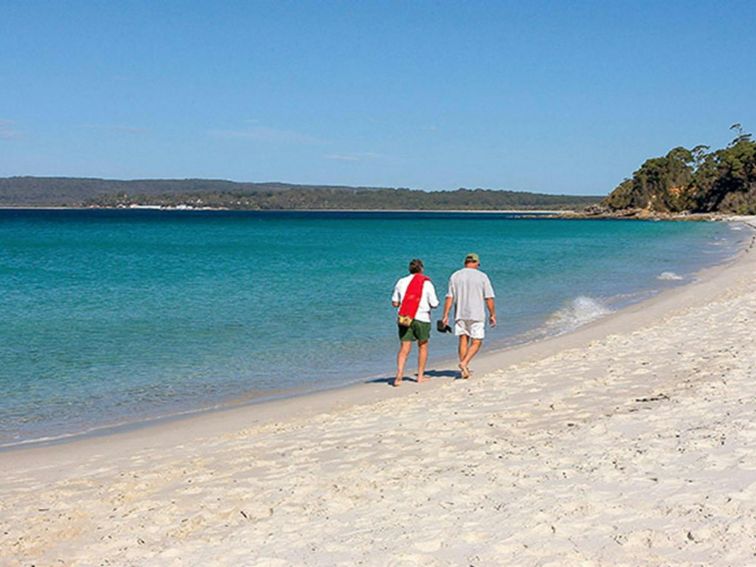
{"left": 366, "top": 368, "right": 459, "bottom": 386}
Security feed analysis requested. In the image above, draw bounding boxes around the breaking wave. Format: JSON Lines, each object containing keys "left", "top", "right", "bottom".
{"left": 543, "top": 296, "right": 612, "bottom": 334}
{"left": 657, "top": 271, "right": 683, "bottom": 281}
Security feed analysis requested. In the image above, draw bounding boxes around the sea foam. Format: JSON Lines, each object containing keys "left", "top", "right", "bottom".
{"left": 544, "top": 296, "right": 612, "bottom": 334}
{"left": 657, "top": 271, "right": 684, "bottom": 281}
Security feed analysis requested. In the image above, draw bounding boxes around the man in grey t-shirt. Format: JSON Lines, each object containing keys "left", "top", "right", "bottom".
{"left": 441, "top": 252, "right": 496, "bottom": 379}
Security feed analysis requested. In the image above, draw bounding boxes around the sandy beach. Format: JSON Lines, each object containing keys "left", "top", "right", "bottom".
{"left": 1, "top": 219, "right": 754, "bottom": 566}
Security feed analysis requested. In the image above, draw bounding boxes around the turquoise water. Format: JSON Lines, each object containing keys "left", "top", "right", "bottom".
{"left": 0, "top": 210, "right": 742, "bottom": 446}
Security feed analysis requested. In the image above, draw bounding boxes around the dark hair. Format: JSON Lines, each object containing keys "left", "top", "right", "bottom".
{"left": 409, "top": 258, "right": 424, "bottom": 274}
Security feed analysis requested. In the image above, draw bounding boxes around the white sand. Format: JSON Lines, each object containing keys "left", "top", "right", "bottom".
{"left": 2, "top": 219, "right": 755, "bottom": 566}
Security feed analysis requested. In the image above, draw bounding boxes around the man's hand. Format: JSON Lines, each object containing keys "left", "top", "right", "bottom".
{"left": 489, "top": 314, "right": 497, "bottom": 327}
{"left": 441, "top": 315, "right": 449, "bottom": 327}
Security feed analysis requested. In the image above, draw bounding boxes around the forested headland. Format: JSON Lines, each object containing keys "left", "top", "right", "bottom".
{"left": 599, "top": 125, "right": 756, "bottom": 216}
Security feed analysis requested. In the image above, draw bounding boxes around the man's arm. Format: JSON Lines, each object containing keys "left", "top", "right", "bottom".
{"left": 442, "top": 277, "right": 454, "bottom": 324}
{"left": 483, "top": 274, "right": 496, "bottom": 327}
{"left": 441, "top": 296, "right": 453, "bottom": 325}
{"left": 486, "top": 297, "right": 496, "bottom": 327}
{"left": 427, "top": 281, "right": 440, "bottom": 309}
{"left": 391, "top": 282, "right": 401, "bottom": 308}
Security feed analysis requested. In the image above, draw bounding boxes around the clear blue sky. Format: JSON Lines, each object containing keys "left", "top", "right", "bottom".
{"left": 1, "top": 1, "right": 754, "bottom": 195}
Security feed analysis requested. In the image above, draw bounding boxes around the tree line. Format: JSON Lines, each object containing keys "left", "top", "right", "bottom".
{"left": 0, "top": 177, "right": 598, "bottom": 211}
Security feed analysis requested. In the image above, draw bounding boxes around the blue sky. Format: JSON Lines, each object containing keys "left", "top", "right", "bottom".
{"left": 1, "top": 1, "right": 754, "bottom": 195}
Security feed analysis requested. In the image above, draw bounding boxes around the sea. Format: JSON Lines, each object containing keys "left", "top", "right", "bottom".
{"left": 0, "top": 209, "right": 744, "bottom": 447}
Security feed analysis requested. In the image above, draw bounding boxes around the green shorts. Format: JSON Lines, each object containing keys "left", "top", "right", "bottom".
{"left": 398, "top": 320, "right": 431, "bottom": 342}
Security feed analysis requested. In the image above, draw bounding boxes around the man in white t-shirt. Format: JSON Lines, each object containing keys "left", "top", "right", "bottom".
{"left": 391, "top": 258, "right": 439, "bottom": 387}
{"left": 441, "top": 252, "right": 496, "bottom": 379}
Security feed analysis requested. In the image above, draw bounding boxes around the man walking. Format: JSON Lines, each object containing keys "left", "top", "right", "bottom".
{"left": 392, "top": 258, "right": 439, "bottom": 387}
{"left": 441, "top": 253, "right": 496, "bottom": 379}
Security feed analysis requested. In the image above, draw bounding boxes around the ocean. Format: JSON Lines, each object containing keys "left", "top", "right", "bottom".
{"left": 0, "top": 209, "right": 743, "bottom": 447}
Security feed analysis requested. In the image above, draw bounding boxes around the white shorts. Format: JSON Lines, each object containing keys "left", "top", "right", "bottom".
{"left": 454, "top": 319, "right": 485, "bottom": 340}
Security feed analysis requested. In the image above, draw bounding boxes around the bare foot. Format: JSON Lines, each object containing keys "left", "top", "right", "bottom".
{"left": 417, "top": 375, "right": 428, "bottom": 384}
{"left": 458, "top": 363, "right": 470, "bottom": 379}
{"left": 393, "top": 377, "right": 403, "bottom": 387}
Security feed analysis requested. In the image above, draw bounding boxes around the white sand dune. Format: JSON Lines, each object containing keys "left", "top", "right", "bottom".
{"left": 1, "top": 219, "right": 755, "bottom": 566}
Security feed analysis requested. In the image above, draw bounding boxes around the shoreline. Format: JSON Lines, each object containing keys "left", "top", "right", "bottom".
{"left": 0, "top": 218, "right": 747, "bottom": 452}
{"left": 1, "top": 205, "right": 746, "bottom": 222}
{"left": 1, "top": 218, "right": 754, "bottom": 565}
{"left": 0, "top": 206, "right": 572, "bottom": 213}
{"left": 2, "top": 218, "right": 753, "bottom": 462}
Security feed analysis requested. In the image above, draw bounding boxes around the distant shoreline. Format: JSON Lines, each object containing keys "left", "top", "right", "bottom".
{"left": 0, "top": 206, "right": 742, "bottom": 221}
{"left": 0, "top": 206, "right": 573, "bottom": 214}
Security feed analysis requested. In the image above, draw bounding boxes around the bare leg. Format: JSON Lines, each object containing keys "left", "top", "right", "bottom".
{"left": 458, "top": 335, "right": 469, "bottom": 362}
{"left": 460, "top": 339, "right": 483, "bottom": 378}
{"left": 395, "top": 341, "right": 412, "bottom": 386}
{"left": 416, "top": 340, "right": 429, "bottom": 383}
{"left": 457, "top": 335, "right": 470, "bottom": 378}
